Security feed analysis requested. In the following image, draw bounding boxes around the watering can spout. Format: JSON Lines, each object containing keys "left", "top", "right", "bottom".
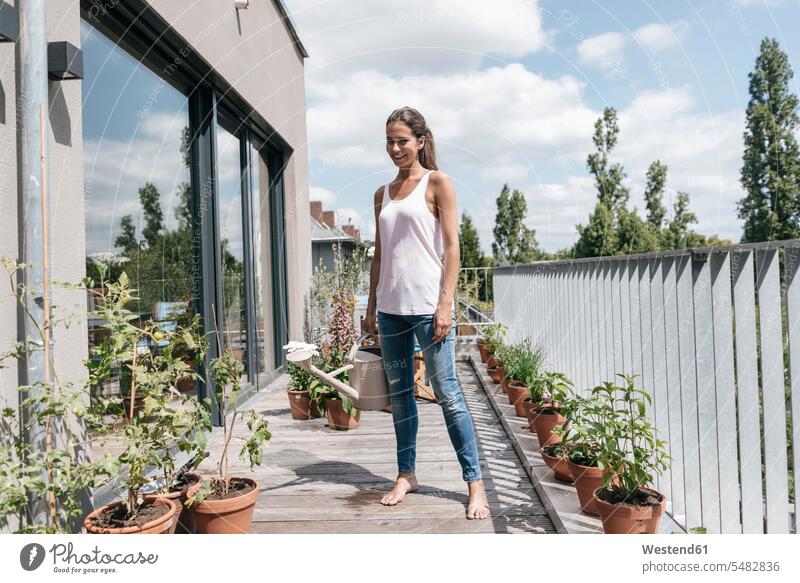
{"left": 285, "top": 334, "right": 390, "bottom": 412}
{"left": 286, "top": 349, "right": 362, "bottom": 406}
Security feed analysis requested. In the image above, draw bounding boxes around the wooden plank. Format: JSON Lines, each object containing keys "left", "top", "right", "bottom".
{"left": 251, "top": 515, "right": 556, "bottom": 534}
{"left": 784, "top": 244, "right": 800, "bottom": 533}
{"left": 731, "top": 250, "right": 765, "bottom": 533}
{"left": 710, "top": 252, "right": 741, "bottom": 533}
{"left": 754, "top": 249, "right": 790, "bottom": 533}
{"left": 692, "top": 255, "right": 721, "bottom": 533}
{"left": 194, "top": 353, "right": 555, "bottom": 535}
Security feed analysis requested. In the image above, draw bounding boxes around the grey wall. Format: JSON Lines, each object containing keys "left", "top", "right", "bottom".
{"left": 0, "top": 0, "right": 87, "bottom": 416}
{"left": 0, "top": 0, "right": 311, "bottom": 413}
{"left": 148, "top": 0, "right": 311, "bottom": 363}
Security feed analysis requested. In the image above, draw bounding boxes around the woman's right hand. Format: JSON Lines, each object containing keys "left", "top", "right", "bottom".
{"left": 363, "top": 313, "right": 377, "bottom": 335}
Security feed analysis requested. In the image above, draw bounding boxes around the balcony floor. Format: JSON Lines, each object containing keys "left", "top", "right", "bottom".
{"left": 195, "top": 347, "right": 556, "bottom": 534}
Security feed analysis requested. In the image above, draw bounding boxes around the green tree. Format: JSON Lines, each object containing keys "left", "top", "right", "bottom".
{"left": 738, "top": 37, "right": 800, "bottom": 242}
{"left": 492, "top": 184, "right": 543, "bottom": 265}
{"left": 663, "top": 191, "right": 703, "bottom": 249}
{"left": 574, "top": 202, "right": 618, "bottom": 258}
{"left": 644, "top": 161, "right": 668, "bottom": 230}
{"left": 115, "top": 214, "right": 139, "bottom": 252}
{"left": 617, "top": 207, "right": 658, "bottom": 254}
{"left": 459, "top": 212, "right": 484, "bottom": 267}
{"left": 587, "top": 107, "right": 629, "bottom": 212}
{"left": 139, "top": 182, "right": 164, "bottom": 248}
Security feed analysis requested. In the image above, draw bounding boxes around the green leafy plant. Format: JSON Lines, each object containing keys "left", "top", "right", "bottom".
{"left": 86, "top": 266, "right": 213, "bottom": 515}
{"left": 479, "top": 322, "right": 507, "bottom": 353}
{"left": 502, "top": 339, "right": 547, "bottom": 387}
{"left": 0, "top": 257, "right": 118, "bottom": 533}
{"left": 190, "top": 311, "right": 272, "bottom": 504}
{"left": 530, "top": 371, "right": 573, "bottom": 409}
{"left": 592, "top": 374, "right": 671, "bottom": 503}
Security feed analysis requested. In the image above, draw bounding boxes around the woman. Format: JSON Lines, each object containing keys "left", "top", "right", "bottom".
{"left": 363, "top": 106, "right": 490, "bottom": 520}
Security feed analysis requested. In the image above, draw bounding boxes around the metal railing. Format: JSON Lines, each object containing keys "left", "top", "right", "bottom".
{"left": 493, "top": 239, "right": 800, "bottom": 534}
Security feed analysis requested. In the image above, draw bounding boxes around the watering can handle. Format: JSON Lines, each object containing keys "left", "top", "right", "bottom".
{"left": 346, "top": 332, "right": 377, "bottom": 362}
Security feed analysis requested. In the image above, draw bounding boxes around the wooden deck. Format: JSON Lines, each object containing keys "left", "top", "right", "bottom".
{"left": 195, "top": 347, "right": 556, "bottom": 534}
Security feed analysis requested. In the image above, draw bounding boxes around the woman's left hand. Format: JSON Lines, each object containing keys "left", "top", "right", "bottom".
{"left": 432, "top": 305, "right": 452, "bottom": 343}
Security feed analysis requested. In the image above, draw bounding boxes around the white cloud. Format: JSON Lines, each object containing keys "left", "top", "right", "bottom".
{"left": 576, "top": 32, "right": 626, "bottom": 73}
{"left": 307, "top": 63, "right": 596, "bottom": 175}
{"left": 285, "top": 0, "right": 546, "bottom": 82}
{"left": 633, "top": 21, "right": 689, "bottom": 53}
{"left": 309, "top": 186, "right": 336, "bottom": 204}
{"left": 734, "top": 0, "right": 782, "bottom": 6}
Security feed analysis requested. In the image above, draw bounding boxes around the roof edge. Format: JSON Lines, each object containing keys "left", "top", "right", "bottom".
{"left": 271, "top": 0, "right": 309, "bottom": 60}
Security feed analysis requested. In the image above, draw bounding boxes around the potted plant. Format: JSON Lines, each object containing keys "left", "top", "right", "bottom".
{"left": 560, "top": 393, "right": 615, "bottom": 516}
{"left": 188, "top": 343, "right": 272, "bottom": 534}
{"left": 531, "top": 371, "right": 573, "bottom": 447}
{"left": 500, "top": 339, "right": 547, "bottom": 417}
{"left": 539, "top": 440, "right": 574, "bottom": 483}
{"left": 0, "top": 260, "right": 120, "bottom": 534}
{"left": 591, "top": 374, "right": 671, "bottom": 534}
{"left": 313, "top": 288, "right": 361, "bottom": 430}
{"left": 477, "top": 322, "right": 507, "bottom": 364}
{"left": 284, "top": 341, "right": 324, "bottom": 420}
{"left": 84, "top": 270, "right": 209, "bottom": 534}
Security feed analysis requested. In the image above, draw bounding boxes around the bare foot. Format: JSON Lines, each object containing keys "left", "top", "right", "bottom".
{"left": 466, "top": 479, "right": 491, "bottom": 519}
{"left": 381, "top": 472, "right": 418, "bottom": 506}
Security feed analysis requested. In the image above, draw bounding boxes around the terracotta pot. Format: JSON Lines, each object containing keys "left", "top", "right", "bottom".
{"left": 532, "top": 408, "right": 569, "bottom": 447}
{"left": 309, "top": 398, "right": 323, "bottom": 418}
{"left": 192, "top": 477, "right": 260, "bottom": 534}
{"left": 142, "top": 473, "right": 202, "bottom": 533}
{"left": 524, "top": 399, "right": 541, "bottom": 432}
{"left": 287, "top": 389, "right": 312, "bottom": 420}
{"left": 84, "top": 497, "right": 179, "bottom": 534}
{"left": 567, "top": 460, "right": 606, "bottom": 516}
{"left": 325, "top": 397, "right": 361, "bottom": 430}
{"left": 592, "top": 486, "right": 666, "bottom": 534}
{"left": 485, "top": 354, "right": 499, "bottom": 369}
{"left": 505, "top": 381, "right": 530, "bottom": 417}
{"left": 539, "top": 446, "right": 574, "bottom": 483}
{"left": 176, "top": 376, "right": 195, "bottom": 393}
{"left": 121, "top": 395, "right": 145, "bottom": 419}
{"left": 477, "top": 342, "right": 490, "bottom": 363}
{"left": 486, "top": 366, "right": 503, "bottom": 384}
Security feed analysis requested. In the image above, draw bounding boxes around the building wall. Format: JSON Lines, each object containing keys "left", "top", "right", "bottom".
{"left": 147, "top": 0, "right": 311, "bottom": 351}
{"left": 0, "top": 0, "right": 87, "bottom": 413}
{"left": 0, "top": 1, "right": 18, "bottom": 414}
{"left": 0, "top": 0, "right": 310, "bottom": 411}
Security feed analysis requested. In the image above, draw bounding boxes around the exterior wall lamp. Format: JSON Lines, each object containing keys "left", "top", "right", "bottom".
{"left": 0, "top": 1, "right": 18, "bottom": 43}
{"left": 47, "top": 41, "right": 84, "bottom": 80}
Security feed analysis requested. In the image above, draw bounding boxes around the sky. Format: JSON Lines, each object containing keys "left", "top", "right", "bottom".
{"left": 282, "top": 0, "right": 800, "bottom": 253}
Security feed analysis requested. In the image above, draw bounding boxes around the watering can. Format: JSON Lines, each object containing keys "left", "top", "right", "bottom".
{"left": 286, "top": 333, "right": 390, "bottom": 411}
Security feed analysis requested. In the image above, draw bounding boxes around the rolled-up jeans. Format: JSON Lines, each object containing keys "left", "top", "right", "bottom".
{"left": 377, "top": 310, "right": 482, "bottom": 483}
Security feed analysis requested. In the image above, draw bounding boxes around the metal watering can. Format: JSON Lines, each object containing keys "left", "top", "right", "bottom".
{"left": 286, "top": 333, "right": 390, "bottom": 411}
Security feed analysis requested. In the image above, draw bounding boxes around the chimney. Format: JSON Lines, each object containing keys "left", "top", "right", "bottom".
{"left": 310, "top": 201, "right": 323, "bottom": 223}
{"left": 321, "top": 210, "right": 335, "bottom": 229}
{"left": 342, "top": 225, "right": 360, "bottom": 241}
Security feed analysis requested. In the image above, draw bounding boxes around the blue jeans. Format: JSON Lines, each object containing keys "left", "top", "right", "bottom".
{"left": 377, "top": 310, "right": 482, "bottom": 483}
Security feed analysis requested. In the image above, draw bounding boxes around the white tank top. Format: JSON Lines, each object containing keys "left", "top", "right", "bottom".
{"left": 376, "top": 170, "right": 454, "bottom": 315}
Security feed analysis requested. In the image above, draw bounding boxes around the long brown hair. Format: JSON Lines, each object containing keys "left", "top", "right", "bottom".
{"left": 386, "top": 107, "right": 438, "bottom": 171}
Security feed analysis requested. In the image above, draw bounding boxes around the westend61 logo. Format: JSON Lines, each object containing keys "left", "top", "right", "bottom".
{"left": 19, "top": 542, "right": 158, "bottom": 575}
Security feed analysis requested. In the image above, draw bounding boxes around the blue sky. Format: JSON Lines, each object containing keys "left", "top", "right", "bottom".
{"left": 284, "top": 0, "right": 800, "bottom": 252}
